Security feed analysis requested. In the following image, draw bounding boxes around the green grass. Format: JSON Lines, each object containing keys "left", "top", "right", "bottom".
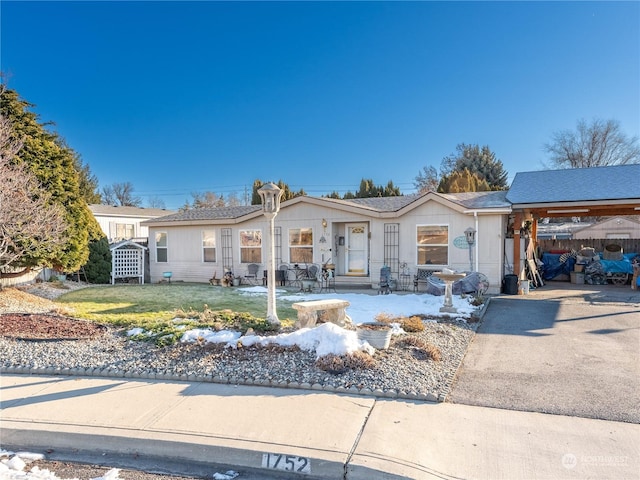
{"left": 57, "top": 283, "right": 298, "bottom": 344}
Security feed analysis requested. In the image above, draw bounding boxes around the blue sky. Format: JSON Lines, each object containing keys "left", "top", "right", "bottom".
{"left": 2, "top": 1, "right": 638, "bottom": 209}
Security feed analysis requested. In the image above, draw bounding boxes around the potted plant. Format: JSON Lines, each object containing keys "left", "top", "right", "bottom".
{"left": 356, "top": 321, "right": 392, "bottom": 350}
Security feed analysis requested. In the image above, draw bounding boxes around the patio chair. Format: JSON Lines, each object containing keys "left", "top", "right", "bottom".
{"left": 245, "top": 263, "right": 260, "bottom": 285}
{"left": 278, "top": 263, "right": 290, "bottom": 286}
{"left": 301, "top": 264, "right": 321, "bottom": 292}
{"left": 378, "top": 266, "right": 392, "bottom": 294}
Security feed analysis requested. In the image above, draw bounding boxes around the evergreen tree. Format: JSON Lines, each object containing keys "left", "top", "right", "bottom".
{"left": 441, "top": 144, "right": 508, "bottom": 190}
{"left": 83, "top": 237, "right": 112, "bottom": 283}
{"left": 354, "top": 178, "right": 401, "bottom": 198}
{"left": 251, "top": 179, "right": 305, "bottom": 205}
{"left": 0, "top": 85, "right": 102, "bottom": 273}
{"left": 437, "top": 168, "right": 491, "bottom": 193}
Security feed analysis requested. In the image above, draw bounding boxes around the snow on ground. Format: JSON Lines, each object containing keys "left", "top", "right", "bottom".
{"left": 3, "top": 290, "right": 479, "bottom": 480}
{"left": 0, "top": 450, "right": 239, "bottom": 480}
{"left": 129, "top": 287, "right": 479, "bottom": 359}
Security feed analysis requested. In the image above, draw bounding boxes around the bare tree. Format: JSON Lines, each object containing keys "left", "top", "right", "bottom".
{"left": 182, "top": 191, "right": 226, "bottom": 210}
{"left": 414, "top": 165, "right": 440, "bottom": 193}
{"left": 0, "top": 114, "right": 68, "bottom": 277}
{"left": 545, "top": 118, "right": 640, "bottom": 168}
{"left": 146, "top": 195, "right": 166, "bottom": 209}
{"left": 102, "top": 182, "right": 142, "bottom": 207}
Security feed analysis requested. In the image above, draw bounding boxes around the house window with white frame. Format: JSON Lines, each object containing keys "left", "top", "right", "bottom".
{"left": 155, "top": 232, "right": 168, "bottom": 263}
{"left": 202, "top": 230, "right": 216, "bottom": 262}
{"left": 289, "top": 228, "right": 313, "bottom": 264}
{"left": 115, "top": 223, "right": 134, "bottom": 240}
{"left": 416, "top": 225, "right": 448, "bottom": 266}
{"left": 239, "top": 229, "right": 262, "bottom": 263}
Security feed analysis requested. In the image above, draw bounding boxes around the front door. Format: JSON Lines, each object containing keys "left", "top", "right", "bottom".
{"left": 346, "top": 223, "right": 368, "bottom": 275}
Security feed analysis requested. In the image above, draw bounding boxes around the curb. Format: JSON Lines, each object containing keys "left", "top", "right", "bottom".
{"left": 0, "top": 366, "right": 441, "bottom": 403}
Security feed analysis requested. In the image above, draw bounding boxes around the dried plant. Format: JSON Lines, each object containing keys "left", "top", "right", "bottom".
{"left": 401, "top": 316, "right": 425, "bottom": 332}
{"left": 315, "top": 351, "right": 376, "bottom": 373}
{"left": 398, "top": 336, "right": 442, "bottom": 361}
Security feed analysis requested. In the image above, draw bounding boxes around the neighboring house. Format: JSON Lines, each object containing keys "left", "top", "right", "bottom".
{"left": 89, "top": 205, "right": 176, "bottom": 243}
{"left": 142, "top": 191, "right": 511, "bottom": 294}
{"left": 573, "top": 216, "right": 640, "bottom": 240}
{"left": 536, "top": 220, "right": 593, "bottom": 240}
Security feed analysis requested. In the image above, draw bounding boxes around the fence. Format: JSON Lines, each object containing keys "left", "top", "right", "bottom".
{"left": 538, "top": 238, "right": 640, "bottom": 254}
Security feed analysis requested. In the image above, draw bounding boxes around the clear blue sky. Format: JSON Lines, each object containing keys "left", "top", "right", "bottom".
{"left": 2, "top": 1, "right": 638, "bottom": 209}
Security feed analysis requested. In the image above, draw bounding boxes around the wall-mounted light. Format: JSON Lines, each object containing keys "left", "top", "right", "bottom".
{"left": 322, "top": 218, "right": 328, "bottom": 228}
{"left": 464, "top": 227, "right": 477, "bottom": 246}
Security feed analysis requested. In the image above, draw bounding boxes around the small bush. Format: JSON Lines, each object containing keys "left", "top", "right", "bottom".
{"left": 83, "top": 237, "right": 112, "bottom": 284}
{"left": 315, "top": 351, "right": 376, "bottom": 373}
{"left": 398, "top": 336, "right": 442, "bottom": 361}
{"left": 401, "top": 316, "right": 425, "bottom": 332}
{"left": 373, "top": 312, "right": 395, "bottom": 324}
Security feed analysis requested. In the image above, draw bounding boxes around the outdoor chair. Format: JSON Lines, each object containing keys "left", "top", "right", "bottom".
{"left": 278, "top": 263, "right": 290, "bottom": 286}
{"left": 245, "top": 263, "right": 260, "bottom": 285}
{"left": 301, "top": 264, "right": 321, "bottom": 292}
{"left": 378, "top": 266, "right": 392, "bottom": 294}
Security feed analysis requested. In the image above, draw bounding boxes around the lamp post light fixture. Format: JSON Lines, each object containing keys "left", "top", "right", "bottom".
{"left": 258, "top": 182, "right": 284, "bottom": 326}
{"left": 464, "top": 227, "right": 477, "bottom": 271}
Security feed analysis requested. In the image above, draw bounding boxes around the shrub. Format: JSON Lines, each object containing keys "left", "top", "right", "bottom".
{"left": 398, "top": 336, "right": 442, "bottom": 361}
{"left": 83, "top": 237, "right": 112, "bottom": 284}
{"left": 315, "top": 351, "right": 376, "bottom": 373}
{"left": 374, "top": 312, "right": 394, "bottom": 324}
{"left": 401, "top": 316, "right": 425, "bottom": 332}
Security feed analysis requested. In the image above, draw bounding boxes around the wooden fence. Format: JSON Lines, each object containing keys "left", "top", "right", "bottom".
{"left": 537, "top": 238, "right": 640, "bottom": 254}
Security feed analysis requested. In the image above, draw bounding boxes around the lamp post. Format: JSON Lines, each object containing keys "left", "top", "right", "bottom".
{"left": 464, "top": 227, "right": 476, "bottom": 271}
{"left": 258, "top": 182, "right": 284, "bottom": 326}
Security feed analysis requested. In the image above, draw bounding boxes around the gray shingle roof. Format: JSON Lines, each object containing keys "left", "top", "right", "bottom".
{"left": 89, "top": 205, "right": 176, "bottom": 217}
{"left": 337, "top": 195, "right": 422, "bottom": 211}
{"left": 146, "top": 191, "right": 512, "bottom": 223}
{"left": 441, "top": 191, "right": 510, "bottom": 209}
{"left": 147, "top": 205, "right": 262, "bottom": 222}
{"left": 506, "top": 164, "right": 640, "bottom": 205}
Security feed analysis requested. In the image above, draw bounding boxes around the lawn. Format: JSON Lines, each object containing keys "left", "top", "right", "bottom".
{"left": 58, "top": 283, "right": 298, "bottom": 331}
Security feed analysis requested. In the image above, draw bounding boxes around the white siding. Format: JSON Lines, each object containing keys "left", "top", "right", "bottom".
{"left": 147, "top": 199, "right": 507, "bottom": 294}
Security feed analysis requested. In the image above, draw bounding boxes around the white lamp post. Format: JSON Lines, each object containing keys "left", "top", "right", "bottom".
{"left": 258, "top": 182, "right": 283, "bottom": 326}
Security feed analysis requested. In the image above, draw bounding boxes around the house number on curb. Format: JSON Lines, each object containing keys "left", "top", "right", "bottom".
{"left": 262, "top": 453, "right": 311, "bottom": 474}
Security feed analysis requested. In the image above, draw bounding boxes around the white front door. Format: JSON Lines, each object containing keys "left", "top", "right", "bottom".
{"left": 346, "top": 224, "right": 368, "bottom": 275}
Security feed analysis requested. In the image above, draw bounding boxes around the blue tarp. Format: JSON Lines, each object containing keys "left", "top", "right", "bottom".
{"left": 541, "top": 252, "right": 638, "bottom": 280}
{"left": 541, "top": 253, "right": 574, "bottom": 280}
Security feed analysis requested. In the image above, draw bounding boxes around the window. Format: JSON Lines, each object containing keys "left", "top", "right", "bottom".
{"left": 155, "top": 232, "right": 167, "bottom": 263}
{"left": 417, "top": 225, "right": 448, "bottom": 266}
{"left": 239, "top": 229, "right": 262, "bottom": 263}
{"left": 202, "top": 230, "right": 216, "bottom": 262}
{"left": 115, "top": 223, "right": 134, "bottom": 239}
{"left": 289, "top": 228, "right": 313, "bottom": 263}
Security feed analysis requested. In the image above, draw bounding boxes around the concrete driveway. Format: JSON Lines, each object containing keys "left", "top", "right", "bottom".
{"left": 448, "top": 282, "right": 640, "bottom": 423}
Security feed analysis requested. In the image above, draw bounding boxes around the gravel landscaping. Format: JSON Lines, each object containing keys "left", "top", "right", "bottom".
{"left": 0, "top": 283, "right": 481, "bottom": 402}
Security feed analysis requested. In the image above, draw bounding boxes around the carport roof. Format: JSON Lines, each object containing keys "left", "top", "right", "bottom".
{"left": 506, "top": 164, "right": 640, "bottom": 217}
{"left": 507, "top": 164, "right": 640, "bottom": 204}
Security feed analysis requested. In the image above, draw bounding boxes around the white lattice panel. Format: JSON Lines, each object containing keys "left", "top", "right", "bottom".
{"left": 112, "top": 247, "right": 143, "bottom": 280}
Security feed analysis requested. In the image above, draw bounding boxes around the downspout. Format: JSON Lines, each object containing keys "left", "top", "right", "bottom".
{"left": 474, "top": 211, "right": 479, "bottom": 272}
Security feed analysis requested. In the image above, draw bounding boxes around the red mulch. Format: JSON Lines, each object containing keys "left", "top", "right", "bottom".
{"left": 0, "top": 313, "right": 107, "bottom": 340}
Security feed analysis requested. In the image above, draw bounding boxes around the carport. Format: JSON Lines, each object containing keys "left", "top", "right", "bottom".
{"left": 506, "top": 164, "right": 640, "bottom": 281}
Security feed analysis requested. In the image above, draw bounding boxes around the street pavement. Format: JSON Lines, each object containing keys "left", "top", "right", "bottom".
{"left": 2, "top": 282, "right": 639, "bottom": 479}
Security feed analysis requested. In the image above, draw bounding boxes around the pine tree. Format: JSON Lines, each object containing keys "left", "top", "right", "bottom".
{"left": 0, "top": 85, "right": 102, "bottom": 273}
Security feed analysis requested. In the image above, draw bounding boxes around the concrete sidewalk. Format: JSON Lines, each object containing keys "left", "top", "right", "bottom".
{"left": 1, "top": 375, "right": 638, "bottom": 480}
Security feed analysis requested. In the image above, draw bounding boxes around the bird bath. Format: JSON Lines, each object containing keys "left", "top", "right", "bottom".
{"left": 434, "top": 271, "right": 466, "bottom": 313}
